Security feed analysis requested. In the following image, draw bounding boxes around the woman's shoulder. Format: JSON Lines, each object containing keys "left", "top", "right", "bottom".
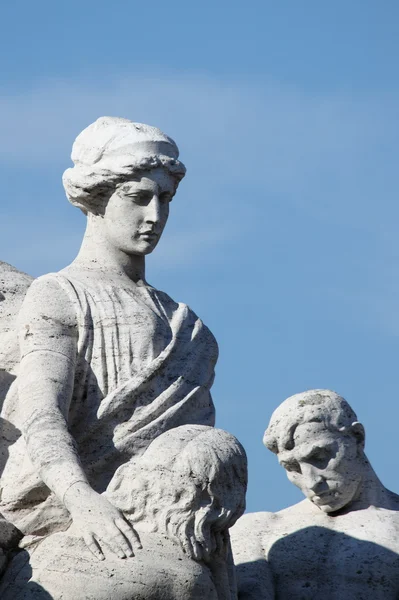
{"left": 20, "top": 272, "right": 77, "bottom": 329}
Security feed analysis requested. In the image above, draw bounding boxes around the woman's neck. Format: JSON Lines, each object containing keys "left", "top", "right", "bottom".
{"left": 69, "top": 216, "right": 146, "bottom": 284}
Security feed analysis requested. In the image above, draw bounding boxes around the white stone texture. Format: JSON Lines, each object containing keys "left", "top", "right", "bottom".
{"left": 0, "top": 262, "right": 30, "bottom": 572}
{"left": 0, "top": 261, "right": 32, "bottom": 401}
{"left": 0, "top": 425, "right": 247, "bottom": 599}
{"left": 231, "top": 390, "right": 399, "bottom": 599}
{"left": 0, "top": 118, "right": 246, "bottom": 598}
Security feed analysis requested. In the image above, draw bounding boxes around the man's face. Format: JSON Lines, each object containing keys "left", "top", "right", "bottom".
{"left": 101, "top": 166, "right": 176, "bottom": 256}
{"left": 193, "top": 480, "right": 245, "bottom": 563}
{"left": 278, "top": 422, "right": 363, "bottom": 513}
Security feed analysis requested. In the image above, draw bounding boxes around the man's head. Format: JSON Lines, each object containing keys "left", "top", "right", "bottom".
{"left": 107, "top": 425, "right": 247, "bottom": 562}
{"left": 263, "top": 389, "right": 366, "bottom": 513}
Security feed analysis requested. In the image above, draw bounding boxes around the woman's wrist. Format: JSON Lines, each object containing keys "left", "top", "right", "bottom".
{"left": 38, "top": 458, "right": 90, "bottom": 504}
{"left": 63, "top": 480, "right": 94, "bottom": 511}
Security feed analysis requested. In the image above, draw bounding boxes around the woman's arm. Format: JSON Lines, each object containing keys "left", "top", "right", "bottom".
{"left": 17, "top": 277, "right": 141, "bottom": 559}
{"left": 17, "top": 277, "right": 84, "bottom": 498}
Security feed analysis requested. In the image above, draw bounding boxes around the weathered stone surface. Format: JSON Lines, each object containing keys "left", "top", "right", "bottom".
{"left": 231, "top": 389, "right": 399, "bottom": 599}
{"left": 0, "top": 117, "right": 245, "bottom": 598}
{"left": 0, "top": 263, "right": 29, "bottom": 576}
{"left": 0, "top": 425, "right": 247, "bottom": 599}
{"left": 0, "top": 262, "right": 32, "bottom": 405}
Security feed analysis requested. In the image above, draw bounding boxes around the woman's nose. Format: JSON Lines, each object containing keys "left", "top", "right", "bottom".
{"left": 145, "top": 196, "right": 161, "bottom": 224}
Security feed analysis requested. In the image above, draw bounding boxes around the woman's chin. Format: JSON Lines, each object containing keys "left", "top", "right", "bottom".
{"left": 125, "top": 240, "right": 160, "bottom": 256}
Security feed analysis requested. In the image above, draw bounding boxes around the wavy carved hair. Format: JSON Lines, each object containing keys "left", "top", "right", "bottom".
{"left": 263, "top": 389, "right": 359, "bottom": 455}
{"left": 107, "top": 426, "right": 247, "bottom": 561}
{"left": 62, "top": 116, "right": 186, "bottom": 215}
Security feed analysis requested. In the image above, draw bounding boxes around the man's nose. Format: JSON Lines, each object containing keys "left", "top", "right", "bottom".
{"left": 302, "top": 464, "right": 325, "bottom": 492}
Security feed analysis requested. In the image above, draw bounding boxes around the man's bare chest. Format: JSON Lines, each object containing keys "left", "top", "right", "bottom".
{"left": 264, "top": 511, "right": 399, "bottom": 599}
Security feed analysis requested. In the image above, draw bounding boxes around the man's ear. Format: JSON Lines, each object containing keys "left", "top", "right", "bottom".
{"left": 351, "top": 421, "right": 365, "bottom": 449}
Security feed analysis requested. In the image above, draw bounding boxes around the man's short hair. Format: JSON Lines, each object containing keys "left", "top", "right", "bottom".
{"left": 263, "top": 389, "right": 359, "bottom": 455}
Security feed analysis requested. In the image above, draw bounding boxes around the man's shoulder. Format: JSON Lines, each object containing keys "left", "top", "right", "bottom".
{"left": 232, "top": 501, "right": 312, "bottom": 535}
{"left": 231, "top": 511, "right": 279, "bottom": 539}
{"left": 231, "top": 508, "right": 296, "bottom": 550}
{"left": 230, "top": 513, "right": 276, "bottom": 561}
{"left": 230, "top": 505, "right": 312, "bottom": 566}
{"left": 275, "top": 499, "right": 312, "bottom": 517}
{"left": 234, "top": 511, "right": 277, "bottom": 526}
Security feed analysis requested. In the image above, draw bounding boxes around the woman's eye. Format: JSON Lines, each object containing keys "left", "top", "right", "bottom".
{"left": 126, "top": 192, "right": 151, "bottom": 204}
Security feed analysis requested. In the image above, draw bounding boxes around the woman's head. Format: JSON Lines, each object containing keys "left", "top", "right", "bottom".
{"left": 107, "top": 425, "right": 247, "bottom": 563}
{"left": 63, "top": 116, "right": 186, "bottom": 215}
{"left": 63, "top": 117, "right": 186, "bottom": 257}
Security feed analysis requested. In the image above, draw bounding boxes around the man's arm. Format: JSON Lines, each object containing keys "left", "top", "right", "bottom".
{"left": 230, "top": 513, "right": 275, "bottom": 600}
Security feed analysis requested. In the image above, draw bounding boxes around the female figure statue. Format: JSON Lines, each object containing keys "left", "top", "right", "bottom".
{"left": 0, "top": 117, "right": 218, "bottom": 561}
{"left": 0, "top": 426, "right": 247, "bottom": 600}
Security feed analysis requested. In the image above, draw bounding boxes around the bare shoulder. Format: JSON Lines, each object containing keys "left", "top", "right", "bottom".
{"left": 231, "top": 511, "right": 280, "bottom": 540}
{"left": 231, "top": 512, "right": 280, "bottom": 564}
{"left": 276, "top": 499, "right": 311, "bottom": 518}
{"left": 232, "top": 511, "right": 278, "bottom": 530}
{"left": 231, "top": 505, "right": 307, "bottom": 542}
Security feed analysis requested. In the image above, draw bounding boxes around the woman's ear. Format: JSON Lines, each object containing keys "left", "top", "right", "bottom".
{"left": 351, "top": 421, "right": 365, "bottom": 449}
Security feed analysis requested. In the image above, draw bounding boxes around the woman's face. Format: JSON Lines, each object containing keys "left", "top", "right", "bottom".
{"left": 101, "top": 166, "right": 176, "bottom": 256}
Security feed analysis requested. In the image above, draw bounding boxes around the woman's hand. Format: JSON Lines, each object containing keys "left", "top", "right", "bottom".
{"left": 64, "top": 481, "right": 142, "bottom": 560}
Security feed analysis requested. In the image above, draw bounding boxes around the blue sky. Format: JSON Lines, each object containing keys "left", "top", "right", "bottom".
{"left": 1, "top": 1, "right": 399, "bottom": 512}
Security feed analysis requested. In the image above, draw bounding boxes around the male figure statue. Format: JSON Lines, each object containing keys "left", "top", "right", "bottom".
{"left": 231, "top": 389, "right": 399, "bottom": 599}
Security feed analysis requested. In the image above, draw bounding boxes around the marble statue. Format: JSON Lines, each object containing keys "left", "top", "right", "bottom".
{"left": 0, "top": 425, "right": 248, "bottom": 599}
{"left": 231, "top": 389, "right": 399, "bottom": 599}
{"left": 0, "top": 261, "right": 32, "bottom": 410}
{"left": 0, "top": 118, "right": 220, "bottom": 570}
{"left": 0, "top": 262, "right": 31, "bottom": 577}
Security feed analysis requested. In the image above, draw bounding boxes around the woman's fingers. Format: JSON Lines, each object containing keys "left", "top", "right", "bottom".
{"left": 115, "top": 518, "right": 142, "bottom": 551}
{"left": 81, "top": 516, "right": 142, "bottom": 560}
{"left": 83, "top": 526, "right": 130, "bottom": 559}
{"left": 102, "top": 527, "right": 133, "bottom": 558}
{"left": 83, "top": 533, "right": 105, "bottom": 561}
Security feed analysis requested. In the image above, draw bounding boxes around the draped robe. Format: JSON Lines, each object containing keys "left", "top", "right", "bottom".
{"left": 0, "top": 272, "right": 218, "bottom": 542}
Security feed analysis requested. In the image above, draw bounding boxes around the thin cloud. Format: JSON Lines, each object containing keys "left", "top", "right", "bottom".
{"left": 1, "top": 74, "right": 397, "bottom": 232}
{"left": 149, "top": 223, "right": 238, "bottom": 270}
{"left": 1, "top": 73, "right": 399, "bottom": 335}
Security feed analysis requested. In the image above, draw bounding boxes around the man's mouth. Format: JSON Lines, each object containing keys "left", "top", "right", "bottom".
{"left": 139, "top": 231, "right": 158, "bottom": 239}
{"left": 311, "top": 490, "right": 338, "bottom": 505}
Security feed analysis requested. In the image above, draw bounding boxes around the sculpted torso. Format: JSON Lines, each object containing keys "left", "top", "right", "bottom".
{"left": 231, "top": 390, "right": 399, "bottom": 600}
{"left": 233, "top": 498, "right": 399, "bottom": 600}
